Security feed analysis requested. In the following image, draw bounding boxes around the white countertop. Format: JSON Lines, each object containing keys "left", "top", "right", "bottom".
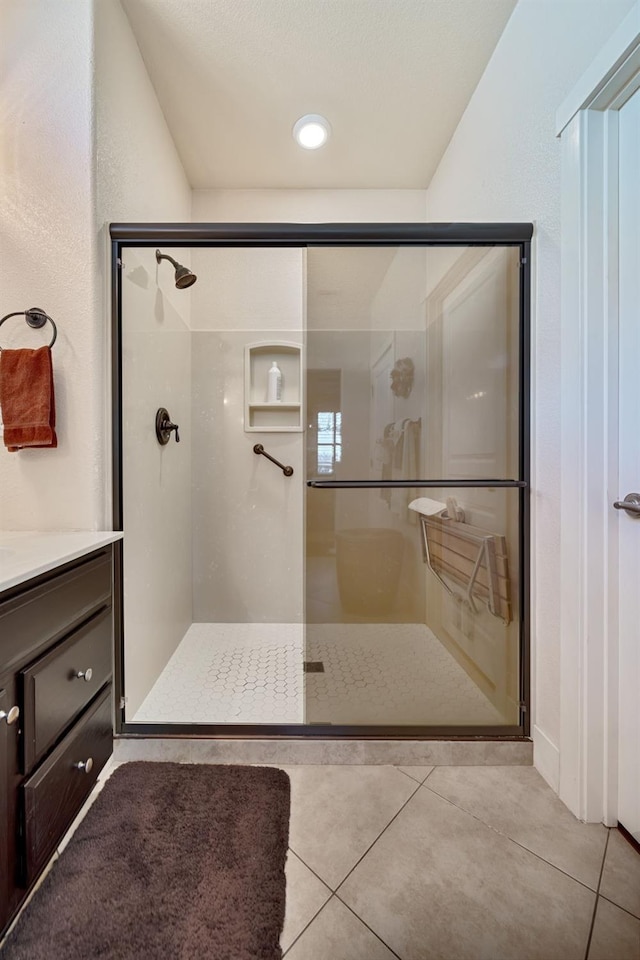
{"left": 0, "top": 531, "right": 123, "bottom": 593}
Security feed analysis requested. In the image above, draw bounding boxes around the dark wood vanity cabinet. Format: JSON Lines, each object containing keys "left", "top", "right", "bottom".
{"left": 0, "top": 546, "right": 114, "bottom": 936}
{"left": 0, "top": 672, "right": 21, "bottom": 934}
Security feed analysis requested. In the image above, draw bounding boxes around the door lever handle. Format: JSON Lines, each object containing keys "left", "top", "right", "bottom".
{"left": 613, "top": 493, "right": 640, "bottom": 517}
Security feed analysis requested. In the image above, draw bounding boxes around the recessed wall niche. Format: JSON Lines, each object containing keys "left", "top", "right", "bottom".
{"left": 244, "top": 341, "right": 303, "bottom": 432}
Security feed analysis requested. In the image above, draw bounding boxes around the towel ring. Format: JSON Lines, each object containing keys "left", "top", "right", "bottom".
{"left": 0, "top": 308, "right": 57, "bottom": 351}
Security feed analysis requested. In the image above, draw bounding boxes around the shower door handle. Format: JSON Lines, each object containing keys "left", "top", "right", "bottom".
{"left": 307, "top": 479, "right": 528, "bottom": 488}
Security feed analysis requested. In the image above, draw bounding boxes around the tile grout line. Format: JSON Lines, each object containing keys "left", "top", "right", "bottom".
{"left": 287, "top": 771, "right": 424, "bottom": 898}
{"left": 421, "top": 779, "right": 608, "bottom": 897}
{"left": 281, "top": 894, "right": 336, "bottom": 958}
{"left": 395, "top": 768, "right": 422, "bottom": 785}
{"left": 282, "top": 888, "right": 335, "bottom": 960}
{"left": 503, "top": 836, "right": 605, "bottom": 896}
{"left": 286, "top": 846, "right": 337, "bottom": 894}
{"left": 333, "top": 779, "right": 423, "bottom": 895}
{"left": 597, "top": 892, "right": 640, "bottom": 923}
{"left": 333, "top": 894, "right": 404, "bottom": 959}
{"left": 282, "top": 852, "right": 403, "bottom": 960}
{"left": 583, "top": 830, "right": 611, "bottom": 960}
{"left": 395, "top": 766, "right": 432, "bottom": 785}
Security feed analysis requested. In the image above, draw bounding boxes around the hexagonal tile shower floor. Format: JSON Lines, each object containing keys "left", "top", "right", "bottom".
{"left": 131, "top": 623, "right": 506, "bottom": 726}
{"left": 304, "top": 624, "right": 505, "bottom": 726}
{"left": 133, "top": 623, "right": 305, "bottom": 725}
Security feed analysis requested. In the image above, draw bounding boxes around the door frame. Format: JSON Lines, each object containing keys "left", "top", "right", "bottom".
{"left": 109, "top": 222, "right": 532, "bottom": 739}
{"left": 556, "top": 2, "right": 640, "bottom": 822}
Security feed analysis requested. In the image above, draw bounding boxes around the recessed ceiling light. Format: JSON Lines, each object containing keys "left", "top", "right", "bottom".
{"left": 293, "top": 114, "right": 331, "bottom": 150}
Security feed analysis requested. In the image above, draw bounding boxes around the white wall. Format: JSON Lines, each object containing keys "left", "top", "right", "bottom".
{"left": 192, "top": 189, "right": 426, "bottom": 223}
{"left": 0, "top": 0, "right": 99, "bottom": 530}
{"left": 423, "top": 0, "right": 635, "bottom": 784}
{"left": 0, "top": 0, "right": 193, "bottom": 536}
{"left": 95, "top": 0, "right": 192, "bottom": 229}
{"left": 95, "top": 0, "right": 193, "bottom": 716}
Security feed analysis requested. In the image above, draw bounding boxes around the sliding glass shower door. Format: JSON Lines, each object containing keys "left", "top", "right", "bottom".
{"left": 304, "top": 244, "right": 523, "bottom": 729}
{"left": 113, "top": 225, "right": 529, "bottom": 735}
{"left": 119, "top": 245, "right": 307, "bottom": 727}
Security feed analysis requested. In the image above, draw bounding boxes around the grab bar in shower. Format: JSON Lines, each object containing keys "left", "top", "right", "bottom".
{"left": 253, "top": 444, "right": 294, "bottom": 477}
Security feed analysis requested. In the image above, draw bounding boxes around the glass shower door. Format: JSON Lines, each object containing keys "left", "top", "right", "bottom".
{"left": 120, "top": 245, "right": 307, "bottom": 727}
{"left": 115, "top": 230, "right": 527, "bottom": 734}
{"left": 304, "top": 244, "right": 524, "bottom": 729}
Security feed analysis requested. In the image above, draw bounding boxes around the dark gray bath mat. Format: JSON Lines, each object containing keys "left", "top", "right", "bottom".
{"left": 1, "top": 762, "right": 290, "bottom": 960}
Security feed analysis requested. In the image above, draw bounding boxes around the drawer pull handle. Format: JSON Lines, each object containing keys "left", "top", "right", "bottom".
{"left": 0, "top": 705, "right": 19, "bottom": 725}
{"left": 74, "top": 668, "right": 93, "bottom": 683}
{"left": 74, "top": 758, "right": 94, "bottom": 774}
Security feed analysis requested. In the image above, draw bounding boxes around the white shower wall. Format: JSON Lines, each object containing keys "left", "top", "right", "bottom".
{"left": 190, "top": 248, "right": 305, "bottom": 623}
{"left": 121, "top": 248, "right": 193, "bottom": 716}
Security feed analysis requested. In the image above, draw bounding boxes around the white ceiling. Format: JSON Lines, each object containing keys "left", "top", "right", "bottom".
{"left": 121, "top": 0, "right": 516, "bottom": 190}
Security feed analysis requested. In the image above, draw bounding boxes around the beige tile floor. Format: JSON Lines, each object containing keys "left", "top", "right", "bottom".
{"left": 4, "top": 760, "right": 638, "bottom": 960}
{"left": 279, "top": 765, "right": 640, "bottom": 960}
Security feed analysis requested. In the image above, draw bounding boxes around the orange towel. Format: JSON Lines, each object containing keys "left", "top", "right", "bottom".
{"left": 0, "top": 346, "right": 57, "bottom": 451}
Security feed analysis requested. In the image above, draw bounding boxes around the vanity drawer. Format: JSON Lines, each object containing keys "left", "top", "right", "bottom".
{"left": 21, "top": 687, "right": 112, "bottom": 886}
{"left": 21, "top": 607, "right": 113, "bottom": 774}
{"left": 0, "top": 551, "right": 112, "bottom": 674}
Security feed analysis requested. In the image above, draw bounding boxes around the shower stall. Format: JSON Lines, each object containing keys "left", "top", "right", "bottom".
{"left": 111, "top": 223, "right": 531, "bottom": 737}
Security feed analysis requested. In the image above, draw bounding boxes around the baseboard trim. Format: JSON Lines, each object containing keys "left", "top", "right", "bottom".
{"left": 533, "top": 724, "right": 560, "bottom": 791}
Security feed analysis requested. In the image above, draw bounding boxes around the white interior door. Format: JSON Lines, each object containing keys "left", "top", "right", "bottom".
{"left": 616, "top": 85, "right": 640, "bottom": 842}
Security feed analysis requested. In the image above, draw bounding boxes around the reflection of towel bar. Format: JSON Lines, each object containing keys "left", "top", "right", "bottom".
{"left": 418, "top": 512, "right": 511, "bottom": 623}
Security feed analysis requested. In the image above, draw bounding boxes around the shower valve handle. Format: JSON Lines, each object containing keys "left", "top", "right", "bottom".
{"left": 155, "top": 408, "right": 180, "bottom": 444}
{"left": 165, "top": 421, "right": 180, "bottom": 442}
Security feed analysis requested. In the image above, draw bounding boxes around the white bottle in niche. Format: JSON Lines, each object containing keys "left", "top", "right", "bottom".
{"left": 267, "top": 360, "right": 283, "bottom": 402}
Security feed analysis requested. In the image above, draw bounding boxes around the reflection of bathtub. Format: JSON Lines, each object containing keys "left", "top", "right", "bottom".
{"left": 335, "top": 527, "right": 404, "bottom": 616}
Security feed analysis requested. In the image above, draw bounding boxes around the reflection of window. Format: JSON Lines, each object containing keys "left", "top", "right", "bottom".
{"left": 317, "top": 411, "right": 342, "bottom": 474}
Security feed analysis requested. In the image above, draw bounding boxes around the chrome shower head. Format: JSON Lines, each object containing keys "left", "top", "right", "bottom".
{"left": 155, "top": 249, "right": 197, "bottom": 289}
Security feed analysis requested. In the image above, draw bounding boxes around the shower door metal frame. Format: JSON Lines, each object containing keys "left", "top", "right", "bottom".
{"left": 110, "top": 222, "right": 532, "bottom": 740}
